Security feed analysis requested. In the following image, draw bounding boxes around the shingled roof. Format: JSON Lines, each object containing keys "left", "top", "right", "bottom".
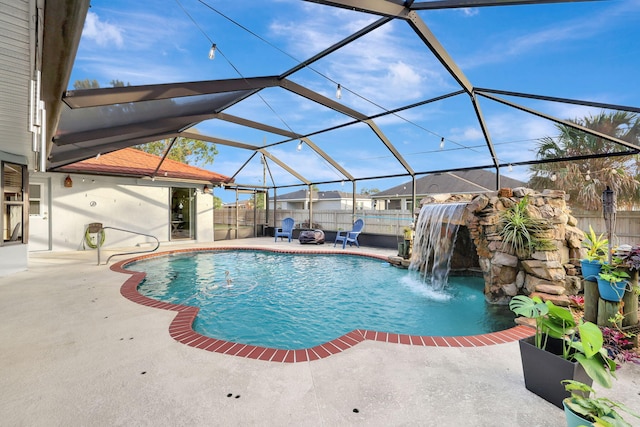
{"left": 57, "top": 147, "right": 232, "bottom": 184}
{"left": 276, "top": 189, "right": 370, "bottom": 200}
{"left": 373, "top": 170, "right": 526, "bottom": 197}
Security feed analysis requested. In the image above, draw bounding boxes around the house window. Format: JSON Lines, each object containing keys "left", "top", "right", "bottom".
{"left": 2, "top": 162, "right": 27, "bottom": 244}
{"left": 29, "top": 184, "right": 41, "bottom": 215}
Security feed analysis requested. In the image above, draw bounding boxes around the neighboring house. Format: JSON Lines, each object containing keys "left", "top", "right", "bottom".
{"left": 272, "top": 189, "right": 372, "bottom": 211}
{"left": 28, "top": 148, "right": 231, "bottom": 251}
{"left": 372, "top": 170, "right": 527, "bottom": 211}
{"left": 223, "top": 199, "right": 254, "bottom": 209}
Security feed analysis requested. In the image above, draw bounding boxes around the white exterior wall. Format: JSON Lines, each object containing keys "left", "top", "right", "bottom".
{"left": 195, "top": 190, "right": 214, "bottom": 242}
{"left": 273, "top": 199, "right": 371, "bottom": 210}
{"left": 318, "top": 200, "right": 342, "bottom": 210}
{"left": 41, "top": 173, "right": 214, "bottom": 251}
{"left": 0, "top": 0, "right": 32, "bottom": 275}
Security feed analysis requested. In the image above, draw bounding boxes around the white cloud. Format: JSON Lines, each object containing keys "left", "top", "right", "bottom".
{"left": 460, "top": 3, "right": 629, "bottom": 69}
{"left": 270, "top": 8, "right": 450, "bottom": 109}
{"left": 450, "top": 126, "right": 483, "bottom": 142}
{"left": 461, "top": 8, "right": 479, "bottom": 17}
{"left": 82, "top": 11, "right": 124, "bottom": 48}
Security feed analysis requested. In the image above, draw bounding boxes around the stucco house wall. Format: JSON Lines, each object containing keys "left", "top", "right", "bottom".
{"left": 32, "top": 172, "right": 214, "bottom": 251}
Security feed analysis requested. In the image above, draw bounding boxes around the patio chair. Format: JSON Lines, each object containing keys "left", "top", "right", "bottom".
{"left": 274, "top": 217, "right": 295, "bottom": 242}
{"left": 10, "top": 222, "right": 21, "bottom": 241}
{"left": 334, "top": 219, "right": 364, "bottom": 249}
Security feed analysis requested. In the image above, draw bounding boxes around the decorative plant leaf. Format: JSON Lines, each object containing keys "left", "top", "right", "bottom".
{"left": 582, "top": 225, "right": 609, "bottom": 263}
{"left": 508, "top": 295, "right": 548, "bottom": 318}
{"left": 578, "top": 322, "right": 604, "bottom": 359}
{"left": 575, "top": 353, "right": 614, "bottom": 389}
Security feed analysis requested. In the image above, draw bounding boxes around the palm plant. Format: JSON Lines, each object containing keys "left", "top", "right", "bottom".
{"left": 529, "top": 111, "right": 640, "bottom": 210}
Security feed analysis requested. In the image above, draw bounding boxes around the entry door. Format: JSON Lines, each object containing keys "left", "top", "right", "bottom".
{"left": 170, "top": 187, "right": 195, "bottom": 240}
{"left": 28, "top": 179, "right": 51, "bottom": 251}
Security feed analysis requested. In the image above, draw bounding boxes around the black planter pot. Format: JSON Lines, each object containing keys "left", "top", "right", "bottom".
{"left": 519, "top": 336, "right": 592, "bottom": 409}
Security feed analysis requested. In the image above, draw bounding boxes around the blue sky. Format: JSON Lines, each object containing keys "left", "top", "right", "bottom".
{"left": 69, "top": 0, "right": 640, "bottom": 201}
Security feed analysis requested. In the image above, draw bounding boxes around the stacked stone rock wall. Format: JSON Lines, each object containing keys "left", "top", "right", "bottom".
{"left": 418, "top": 187, "right": 584, "bottom": 304}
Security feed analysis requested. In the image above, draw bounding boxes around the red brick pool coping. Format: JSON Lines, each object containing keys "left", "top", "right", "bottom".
{"left": 111, "top": 246, "right": 534, "bottom": 363}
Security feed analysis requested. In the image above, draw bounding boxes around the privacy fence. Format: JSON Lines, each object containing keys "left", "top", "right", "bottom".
{"left": 214, "top": 208, "right": 414, "bottom": 240}
{"left": 214, "top": 208, "right": 640, "bottom": 245}
{"left": 572, "top": 210, "right": 640, "bottom": 245}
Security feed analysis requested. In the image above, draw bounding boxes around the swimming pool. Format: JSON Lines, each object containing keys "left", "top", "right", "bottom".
{"left": 127, "top": 249, "right": 515, "bottom": 350}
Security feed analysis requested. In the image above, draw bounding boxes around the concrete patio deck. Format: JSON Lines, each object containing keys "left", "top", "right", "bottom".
{"left": 1, "top": 238, "right": 639, "bottom": 426}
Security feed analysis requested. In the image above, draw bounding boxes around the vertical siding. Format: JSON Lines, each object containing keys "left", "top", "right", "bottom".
{"left": 0, "top": 0, "right": 32, "bottom": 157}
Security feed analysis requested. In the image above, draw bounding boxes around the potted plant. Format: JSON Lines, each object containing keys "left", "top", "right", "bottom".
{"left": 597, "top": 263, "right": 631, "bottom": 302}
{"left": 562, "top": 380, "right": 640, "bottom": 427}
{"left": 621, "top": 244, "right": 640, "bottom": 272}
{"left": 509, "top": 295, "right": 617, "bottom": 408}
{"left": 581, "top": 226, "right": 608, "bottom": 280}
{"left": 403, "top": 226, "right": 413, "bottom": 241}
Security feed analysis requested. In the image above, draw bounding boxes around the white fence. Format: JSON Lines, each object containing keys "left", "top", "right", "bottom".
{"left": 214, "top": 208, "right": 640, "bottom": 243}
{"left": 215, "top": 208, "right": 415, "bottom": 236}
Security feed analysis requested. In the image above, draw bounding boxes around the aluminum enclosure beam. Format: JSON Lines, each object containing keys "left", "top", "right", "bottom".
{"left": 63, "top": 76, "right": 281, "bottom": 108}
{"left": 478, "top": 92, "right": 640, "bottom": 151}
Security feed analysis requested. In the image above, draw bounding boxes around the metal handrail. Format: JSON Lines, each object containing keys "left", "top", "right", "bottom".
{"left": 96, "top": 226, "right": 160, "bottom": 265}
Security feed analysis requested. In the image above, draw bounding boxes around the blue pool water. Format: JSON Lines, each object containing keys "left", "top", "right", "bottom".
{"left": 130, "top": 250, "right": 514, "bottom": 350}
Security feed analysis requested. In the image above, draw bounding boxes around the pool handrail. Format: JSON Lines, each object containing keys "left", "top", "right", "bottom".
{"left": 97, "top": 225, "right": 160, "bottom": 265}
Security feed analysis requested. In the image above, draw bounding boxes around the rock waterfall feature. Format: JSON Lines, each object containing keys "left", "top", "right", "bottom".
{"left": 409, "top": 203, "right": 467, "bottom": 291}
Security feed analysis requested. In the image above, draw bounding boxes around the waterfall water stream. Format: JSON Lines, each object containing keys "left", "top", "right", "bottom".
{"left": 409, "top": 203, "right": 467, "bottom": 291}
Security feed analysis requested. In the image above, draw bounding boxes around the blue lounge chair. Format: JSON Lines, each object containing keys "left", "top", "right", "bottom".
{"left": 274, "top": 217, "right": 295, "bottom": 242}
{"left": 334, "top": 219, "right": 364, "bottom": 249}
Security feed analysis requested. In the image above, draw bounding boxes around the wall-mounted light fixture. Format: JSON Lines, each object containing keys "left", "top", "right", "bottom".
{"left": 203, "top": 185, "right": 211, "bottom": 194}
{"left": 64, "top": 175, "right": 73, "bottom": 188}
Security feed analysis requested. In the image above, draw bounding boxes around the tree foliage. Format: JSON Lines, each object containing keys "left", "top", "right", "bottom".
{"left": 360, "top": 187, "right": 380, "bottom": 195}
{"left": 529, "top": 111, "right": 640, "bottom": 210}
{"left": 212, "top": 196, "right": 223, "bottom": 209}
{"left": 135, "top": 138, "right": 218, "bottom": 167}
{"left": 109, "top": 79, "right": 129, "bottom": 87}
{"left": 73, "top": 79, "right": 100, "bottom": 90}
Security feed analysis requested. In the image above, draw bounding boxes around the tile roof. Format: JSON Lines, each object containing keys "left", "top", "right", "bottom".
{"left": 57, "top": 147, "right": 232, "bottom": 184}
